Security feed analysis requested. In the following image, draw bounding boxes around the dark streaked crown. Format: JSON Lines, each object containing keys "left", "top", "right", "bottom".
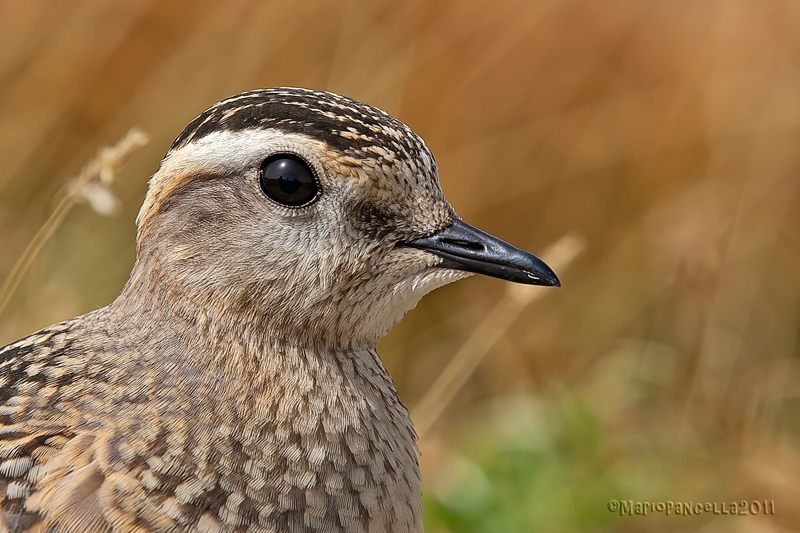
{"left": 169, "top": 87, "right": 431, "bottom": 165}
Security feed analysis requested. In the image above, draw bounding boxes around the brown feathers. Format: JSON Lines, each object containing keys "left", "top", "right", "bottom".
{"left": 0, "top": 88, "right": 468, "bottom": 532}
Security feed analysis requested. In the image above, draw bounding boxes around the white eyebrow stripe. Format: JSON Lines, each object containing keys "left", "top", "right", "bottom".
{"left": 137, "top": 129, "right": 329, "bottom": 227}
{"left": 158, "top": 129, "right": 322, "bottom": 178}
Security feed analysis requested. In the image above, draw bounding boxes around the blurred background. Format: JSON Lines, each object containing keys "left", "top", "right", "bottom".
{"left": 1, "top": 1, "right": 799, "bottom": 531}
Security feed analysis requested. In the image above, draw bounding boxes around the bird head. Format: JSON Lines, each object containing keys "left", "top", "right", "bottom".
{"left": 128, "top": 88, "right": 558, "bottom": 348}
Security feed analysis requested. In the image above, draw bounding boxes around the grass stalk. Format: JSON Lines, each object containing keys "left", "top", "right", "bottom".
{"left": 412, "top": 233, "right": 585, "bottom": 439}
{"left": 0, "top": 129, "right": 149, "bottom": 315}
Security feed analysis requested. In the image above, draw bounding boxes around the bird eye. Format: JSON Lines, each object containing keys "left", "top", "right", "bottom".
{"left": 259, "top": 155, "right": 319, "bottom": 207}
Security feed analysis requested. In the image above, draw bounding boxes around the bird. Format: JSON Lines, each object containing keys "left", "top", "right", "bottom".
{"left": 0, "top": 87, "right": 559, "bottom": 533}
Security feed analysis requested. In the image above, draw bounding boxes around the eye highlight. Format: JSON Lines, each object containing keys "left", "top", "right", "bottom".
{"left": 259, "top": 154, "right": 319, "bottom": 207}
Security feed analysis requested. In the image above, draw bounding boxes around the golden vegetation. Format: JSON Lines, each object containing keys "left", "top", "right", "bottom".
{"left": 1, "top": 1, "right": 798, "bottom": 531}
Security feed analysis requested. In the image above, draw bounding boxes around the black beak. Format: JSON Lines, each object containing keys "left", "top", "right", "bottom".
{"left": 400, "top": 219, "right": 560, "bottom": 286}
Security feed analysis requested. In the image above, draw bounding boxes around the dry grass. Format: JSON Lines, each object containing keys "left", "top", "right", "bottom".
{"left": 412, "top": 233, "right": 585, "bottom": 439}
{"left": 0, "top": 129, "right": 148, "bottom": 314}
{"left": 1, "top": 1, "right": 799, "bottom": 531}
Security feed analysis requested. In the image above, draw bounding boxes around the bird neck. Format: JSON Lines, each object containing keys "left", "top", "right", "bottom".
{"left": 117, "top": 236, "right": 401, "bottom": 349}
{"left": 109, "top": 263, "right": 413, "bottom": 433}
{"left": 100, "top": 285, "right": 423, "bottom": 531}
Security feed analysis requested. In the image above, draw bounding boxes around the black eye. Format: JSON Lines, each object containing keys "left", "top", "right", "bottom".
{"left": 259, "top": 155, "right": 319, "bottom": 207}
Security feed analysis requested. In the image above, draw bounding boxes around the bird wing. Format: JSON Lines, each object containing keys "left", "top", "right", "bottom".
{"left": 0, "top": 321, "right": 112, "bottom": 533}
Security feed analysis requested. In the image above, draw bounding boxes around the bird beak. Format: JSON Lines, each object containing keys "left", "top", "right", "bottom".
{"left": 400, "top": 219, "right": 560, "bottom": 286}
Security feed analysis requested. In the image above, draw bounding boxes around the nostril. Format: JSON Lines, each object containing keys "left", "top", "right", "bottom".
{"left": 441, "top": 238, "right": 484, "bottom": 252}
